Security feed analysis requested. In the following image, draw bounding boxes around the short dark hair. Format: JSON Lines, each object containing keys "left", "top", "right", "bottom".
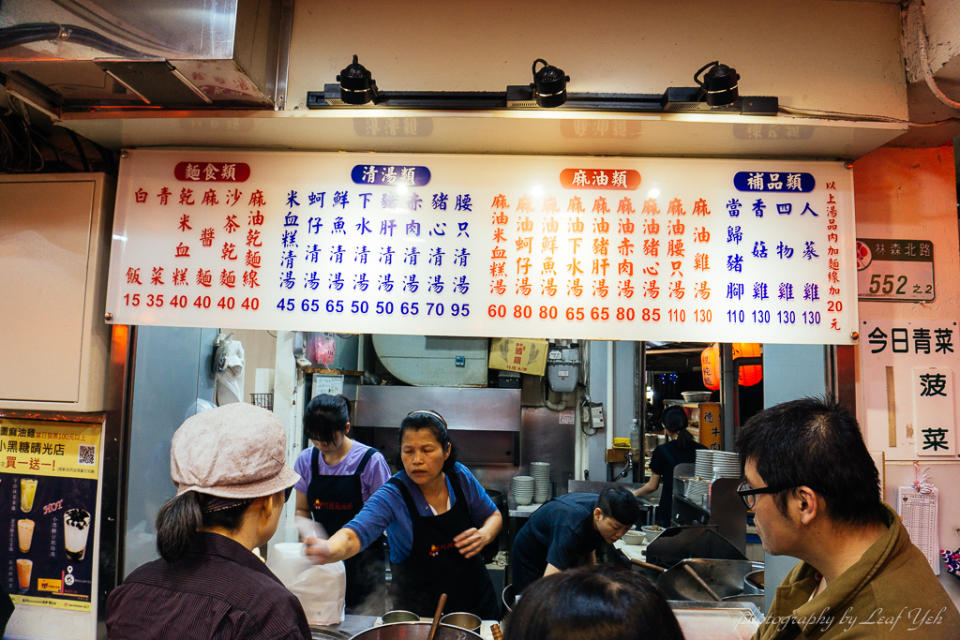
{"left": 503, "top": 565, "right": 684, "bottom": 640}
{"left": 662, "top": 405, "right": 696, "bottom": 450}
{"left": 303, "top": 394, "right": 351, "bottom": 442}
{"left": 597, "top": 486, "right": 641, "bottom": 526}
{"left": 735, "top": 396, "right": 885, "bottom": 526}
{"left": 399, "top": 409, "right": 458, "bottom": 472}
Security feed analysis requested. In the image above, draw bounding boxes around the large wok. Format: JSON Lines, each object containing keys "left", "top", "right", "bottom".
{"left": 347, "top": 622, "right": 482, "bottom": 640}
{"left": 657, "top": 559, "right": 764, "bottom": 601}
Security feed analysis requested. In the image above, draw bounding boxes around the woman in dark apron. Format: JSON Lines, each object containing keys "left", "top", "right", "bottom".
{"left": 632, "top": 405, "right": 706, "bottom": 527}
{"left": 293, "top": 394, "right": 391, "bottom": 613}
{"left": 302, "top": 410, "right": 502, "bottom": 620}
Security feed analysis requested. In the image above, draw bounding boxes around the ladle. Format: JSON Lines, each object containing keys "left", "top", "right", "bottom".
{"left": 426, "top": 593, "right": 447, "bottom": 640}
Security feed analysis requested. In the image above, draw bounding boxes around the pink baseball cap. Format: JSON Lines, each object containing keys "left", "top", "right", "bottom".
{"left": 170, "top": 402, "right": 300, "bottom": 499}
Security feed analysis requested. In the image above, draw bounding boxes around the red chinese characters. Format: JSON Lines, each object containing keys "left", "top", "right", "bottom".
{"left": 559, "top": 169, "right": 641, "bottom": 190}
{"left": 174, "top": 162, "right": 251, "bottom": 182}
{"left": 824, "top": 182, "right": 841, "bottom": 331}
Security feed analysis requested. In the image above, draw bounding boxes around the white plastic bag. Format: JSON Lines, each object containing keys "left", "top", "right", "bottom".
{"left": 267, "top": 542, "right": 346, "bottom": 626}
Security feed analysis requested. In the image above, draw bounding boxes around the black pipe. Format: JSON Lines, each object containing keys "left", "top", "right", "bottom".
{"left": 0, "top": 23, "right": 149, "bottom": 59}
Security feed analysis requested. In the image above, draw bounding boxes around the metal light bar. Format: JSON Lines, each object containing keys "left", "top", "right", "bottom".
{"left": 306, "top": 83, "right": 778, "bottom": 115}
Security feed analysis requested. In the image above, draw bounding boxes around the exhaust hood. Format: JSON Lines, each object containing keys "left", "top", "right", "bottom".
{"left": 0, "top": 0, "right": 291, "bottom": 115}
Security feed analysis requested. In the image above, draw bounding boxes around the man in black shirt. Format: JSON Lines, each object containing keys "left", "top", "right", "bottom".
{"left": 511, "top": 486, "right": 640, "bottom": 594}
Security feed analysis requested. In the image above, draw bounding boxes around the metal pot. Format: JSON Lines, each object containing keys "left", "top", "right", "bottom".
{"left": 440, "top": 612, "right": 481, "bottom": 633}
{"left": 381, "top": 610, "right": 419, "bottom": 624}
{"left": 348, "top": 622, "right": 482, "bottom": 640}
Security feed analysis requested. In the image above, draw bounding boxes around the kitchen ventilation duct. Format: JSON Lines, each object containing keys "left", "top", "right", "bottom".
{"left": 0, "top": 0, "right": 291, "bottom": 114}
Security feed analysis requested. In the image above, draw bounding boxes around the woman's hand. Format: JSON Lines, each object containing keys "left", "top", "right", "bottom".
{"left": 453, "top": 527, "right": 488, "bottom": 559}
{"left": 303, "top": 528, "right": 361, "bottom": 564}
{"left": 454, "top": 510, "right": 502, "bottom": 559}
{"left": 303, "top": 537, "right": 336, "bottom": 564}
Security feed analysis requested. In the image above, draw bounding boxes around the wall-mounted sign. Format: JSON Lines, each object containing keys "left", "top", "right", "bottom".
{"left": 1, "top": 419, "right": 101, "bottom": 611}
{"left": 106, "top": 151, "right": 857, "bottom": 344}
{"left": 860, "top": 319, "right": 958, "bottom": 461}
{"left": 856, "top": 238, "right": 934, "bottom": 302}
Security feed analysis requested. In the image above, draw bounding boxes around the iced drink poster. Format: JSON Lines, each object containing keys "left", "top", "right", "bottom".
{"left": 1, "top": 417, "right": 101, "bottom": 611}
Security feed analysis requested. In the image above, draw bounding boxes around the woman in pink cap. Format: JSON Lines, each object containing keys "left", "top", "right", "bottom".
{"left": 106, "top": 402, "right": 311, "bottom": 640}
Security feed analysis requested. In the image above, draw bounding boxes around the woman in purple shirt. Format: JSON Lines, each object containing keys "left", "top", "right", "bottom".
{"left": 294, "top": 394, "right": 390, "bottom": 613}
{"left": 305, "top": 410, "right": 502, "bottom": 620}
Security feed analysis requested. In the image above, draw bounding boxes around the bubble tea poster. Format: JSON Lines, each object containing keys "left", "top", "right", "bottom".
{"left": 1, "top": 417, "right": 102, "bottom": 611}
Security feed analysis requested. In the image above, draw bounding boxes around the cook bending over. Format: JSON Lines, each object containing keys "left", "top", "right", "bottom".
{"left": 304, "top": 410, "right": 502, "bottom": 620}
{"left": 511, "top": 486, "right": 640, "bottom": 594}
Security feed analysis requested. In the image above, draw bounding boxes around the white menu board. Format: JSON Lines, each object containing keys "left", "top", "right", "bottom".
{"left": 105, "top": 150, "right": 857, "bottom": 343}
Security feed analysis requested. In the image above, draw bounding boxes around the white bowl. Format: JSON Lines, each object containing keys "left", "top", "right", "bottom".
{"left": 622, "top": 530, "right": 645, "bottom": 545}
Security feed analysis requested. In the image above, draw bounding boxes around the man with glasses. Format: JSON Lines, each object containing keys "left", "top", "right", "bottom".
{"left": 736, "top": 397, "right": 959, "bottom": 639}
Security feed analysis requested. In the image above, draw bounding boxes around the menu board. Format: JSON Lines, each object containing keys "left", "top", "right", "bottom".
{"left": 106, "top": 151, "right": 857, "bottom": 344}
{"left": 1, "top": 418, "right": 100, "bottom": 611}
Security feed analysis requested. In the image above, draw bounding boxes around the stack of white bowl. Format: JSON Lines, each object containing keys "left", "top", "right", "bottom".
{"left": 512, "top": 475, "right": 535, "bottom": 505}
{"left": 530, "top": 461, "right": 551, "bottom": 504}
{"left": 686, "top": 479, "right": 709, "bottom": 507}
{"left": 694, "top": 449, "right": 715, "bottom": 480}
{"left": 713, "top": 451, "right": 741, "bottom": 479}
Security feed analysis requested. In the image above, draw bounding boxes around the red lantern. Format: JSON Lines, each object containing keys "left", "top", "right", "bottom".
{"left": 701, "top": 343, "right": 720, "bottom": 390}
{"left": 733, "top": 343, "right": 763, "bottom": 386}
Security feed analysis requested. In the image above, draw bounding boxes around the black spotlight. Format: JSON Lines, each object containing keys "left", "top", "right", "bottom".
{"left": 531, "top": 58, "right": 569, "bottom": 108}
{"left": 337, "top": 54, "right": 379, "bottom": 105}
{"left": 694, "top": 60, "right": 739, "bottom": 107}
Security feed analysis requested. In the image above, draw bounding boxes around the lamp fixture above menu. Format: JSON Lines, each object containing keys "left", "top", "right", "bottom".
{"left": 694, "top": 60, "right": 740, "bottom": 107}
{"left": 336, "top": 55, "right": 380, "bottom": 105}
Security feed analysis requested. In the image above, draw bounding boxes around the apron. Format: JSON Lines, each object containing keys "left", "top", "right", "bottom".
{"left": 654, "top": 443, "right": 678, "bottom": 527}
{"left": 388, "top": 473, "right": 500, "bottom": 620}
{"left": 308, "top": 446, "right": 385, "bottom": 610}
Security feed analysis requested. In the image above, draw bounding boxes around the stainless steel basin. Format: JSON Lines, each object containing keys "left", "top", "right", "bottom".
{"left": 348, "top": 622, "right": 482, "bottom": 640}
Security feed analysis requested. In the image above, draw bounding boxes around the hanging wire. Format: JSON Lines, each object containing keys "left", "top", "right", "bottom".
{"left": 911, "top": 0, "right": 960, "bottom": 110}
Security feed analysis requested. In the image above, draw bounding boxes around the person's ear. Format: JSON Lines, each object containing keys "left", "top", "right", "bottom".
{"left": 794, "top": 486, "right": 818, "bottom": 525}
{"left": 443, "top": 442, "right": 451, "bottom": 461}
{"left": 344, "top": 422, "right": 351, "bottom": 436}
{"left": 258, "top": 494, "right": 279, "bottom": 523}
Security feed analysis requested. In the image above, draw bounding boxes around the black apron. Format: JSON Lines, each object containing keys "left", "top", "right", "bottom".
{"left": 654, "top": 443, "right": 678, "bottom": 527}
{"left": 388, "top": 473, "right": 500, "bottom": 620}
{"left": 307, "top": 446, "right": 385, "bottom": 610}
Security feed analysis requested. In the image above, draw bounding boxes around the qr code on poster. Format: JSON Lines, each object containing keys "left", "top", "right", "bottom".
{"left": 78, "top": 445, "right": 96, "bottom": 466}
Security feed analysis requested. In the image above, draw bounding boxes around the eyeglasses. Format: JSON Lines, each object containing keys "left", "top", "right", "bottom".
{"left": 736, "top": 480, "right": 792, "bottom": 509}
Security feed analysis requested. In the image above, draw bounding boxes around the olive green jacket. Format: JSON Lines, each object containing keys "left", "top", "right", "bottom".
{"left": 754, "top": 504, "right": 960, "bottom": 639}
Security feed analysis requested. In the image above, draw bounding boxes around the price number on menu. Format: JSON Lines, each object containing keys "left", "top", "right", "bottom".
{"left": 123, "top": 293, "right": 259, "bottom": 311}
{"left": 278, "top": 298, "right": 470, "bottom": 317}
